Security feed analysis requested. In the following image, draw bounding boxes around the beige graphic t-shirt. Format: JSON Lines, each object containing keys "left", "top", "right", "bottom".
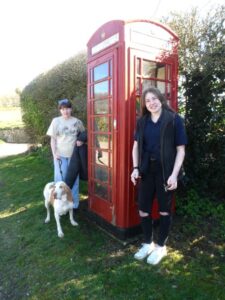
{"left": 47, "top": 116, "right": 85, "bottom": 158}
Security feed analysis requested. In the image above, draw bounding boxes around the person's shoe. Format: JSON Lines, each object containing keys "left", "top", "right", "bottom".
{"left": 134, "top": 242, "right": 155, "bottom": 260}
{"left": 147, "top": 245, "right": 167, "bottom": 265}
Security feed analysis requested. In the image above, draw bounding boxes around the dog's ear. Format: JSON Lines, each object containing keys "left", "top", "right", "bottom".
{"left": 63, "top": 183, "right": 73, "bottom": 202}
{"left": 50, "top": 188, "right": 55, "bottom": 204}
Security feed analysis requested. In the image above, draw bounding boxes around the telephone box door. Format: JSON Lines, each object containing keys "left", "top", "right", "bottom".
{"left": 130, "top": 49, "right": 177, "bottom": 218}
{"left": 87, "top": 51, "right": 117, "bottom": 223}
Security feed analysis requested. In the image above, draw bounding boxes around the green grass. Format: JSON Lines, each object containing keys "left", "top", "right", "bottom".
{"left": 0, "top": 150, "right": 225, "bottom": 300}
{"left": 0, "top": 107, "right": 24, "bottom": 129}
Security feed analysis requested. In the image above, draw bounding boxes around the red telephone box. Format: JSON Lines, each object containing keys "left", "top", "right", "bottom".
{"left": 87, "top": 20, "right": 178, "bottom": 240}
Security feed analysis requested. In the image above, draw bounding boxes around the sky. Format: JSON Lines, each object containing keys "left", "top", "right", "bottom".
{"left": 0, "top": 0, "right": 223, "bottom": 96}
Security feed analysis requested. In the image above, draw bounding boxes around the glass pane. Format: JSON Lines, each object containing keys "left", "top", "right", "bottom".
{"left": 108, "top": 188, "right": 112, "bottom": 202}
{"left": 156, "top": 81, "right": 166, "bottom": 94}
{"left": 109, "top": 117, "right": 112, "bottom": 132}
{"left": 136, "top": 58, "right": 141, "bottom": 74}
{"left": 94, "top": 62, "right": 108, "bottom": 81}
{"left": 109, "top": 60, "right": 112, "bottom": 77}
{"left": 156, "top": 65, "right": 166, "bottom": 80}
{"left": 94, "top": 134, "right": 109, "bottom": 149}
{"left": 94, "top": 182, "right": 108, "bottom": 200}
{"left": 109, "top": 169, "right": 112, "bottom": 185}
{"left": 94, "top": 165, "right": 108, "bottom": 183}
{"left": 94, "top": 81, "right": 108, "bottom": 99}
{"left": 109, "top": 134, "right": 112, "bottom": 150}
{"left": 143, "top": 61, "right": 156, "bottom": 77}
{"left": 94, "top": 149, "right": 109, "bottom": 167}
{"left": 90, "top": 69, "right": 93, "bottom": 83}
{"left": 167, "top": 65, "right": 171, "bottom": 81}
{"left": 142, "top": 79, "right": 156, "bottom": 91}
{"left": 110, "top": 152, "right": 112, "bottom": 168}
{"left": 90, "top": 85, "right": 93, "bottom": 99}
{"left": 94, "top": 99, "right": 108, "bottom": 114}
{"left": 110, "top": 79, "right": 112, "bottom": 96}
{"left": 94, "top": 116, "right": 108, "bottom": 132}
{"left": 136, "top": 78, "right": 141, "bottom": 95}
{"left": 136, "top": 96, "right": 141, "bottom": 117}
{"left": 166, "top": 83, "right": 171, "bottom": 98}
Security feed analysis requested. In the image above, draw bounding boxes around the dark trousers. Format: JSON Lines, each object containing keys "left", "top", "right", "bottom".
{"left": 138, "top": 161, "right": 173, "bottom": 246}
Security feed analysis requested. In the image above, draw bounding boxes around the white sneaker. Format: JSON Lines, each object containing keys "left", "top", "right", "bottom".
{"left": 134, "top": 242, "right": 155, "bottom": 260}
{"left": 147, "top": 245, "right": 167, "bottom": 265}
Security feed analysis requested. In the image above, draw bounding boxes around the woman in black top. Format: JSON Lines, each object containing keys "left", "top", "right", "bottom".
{"left": 131, "top": 87, "right": 187, "bottom": 265}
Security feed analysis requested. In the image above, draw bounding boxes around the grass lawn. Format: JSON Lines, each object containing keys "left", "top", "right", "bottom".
{"left": 0, "top": 150, "right": 224, "bottom": 300}
{"left": 0, "top": 107, "right": 24, "bottom": 129}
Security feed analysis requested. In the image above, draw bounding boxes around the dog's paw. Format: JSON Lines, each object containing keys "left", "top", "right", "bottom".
{"left": 45, "top": 218, "right": 50, "bottom": 223}
{"left": 71, "top": 220, "right": 78, "bottom": 226}
{"left": 58, "top": 232, "right": 64, "bottom": 238}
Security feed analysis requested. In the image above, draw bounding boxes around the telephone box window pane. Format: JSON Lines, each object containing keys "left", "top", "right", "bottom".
{"left": 109, "top": 60, "right": 112, "bottom": 77}
{"left": 156, "top": 65, "right": 166, "bottom": 80}
{"left": 109, "top": 134, "right": 112, "bottom": 150}
{"left": 109, "top": 169, "right": 112, "bottom": 184}
{"left": 94, "top": 116, "right": 108, "bottom": 132}
{"left": 143, "top": 61, "right": 156, "bottom": 77}
{"left": 94, "top": 81, "right": 108, "bottom": 99}
{"left": 136, "top": 96, "right": 141, "bottom": 117}
{"left": 90, "top": 85, "right": 93, "bottom": 99}
{"left": 94, "top": 149, "right": 109, "bottom": 166}
{"left": 136, "top": 58, "right": 141, "bottom": 74}
{"left": 108, "top": 188, "right": 112, "bottom": 202}
{"left": 94, "top": 134, "right": 109, "bottom": 149}
{"left": 94, "top": 99, "right": 108, "bottom": 114}
{"left": 136, "top": 78, "right": 141, "bottom": 95}
{"left": 94, "top": 62, "right": 108, "bottom": 81}
{"left": 110, "top": 152, "right": 112, "bottom": 168}
{"left": 94, "top": 182, "right": 108, "bottom": 200}
{"left": 142, "top": 79, "right": 156, "bottom": 91}
{"left": 110, "top": 79, "right": 112, "bottom": 95}
{"left": 167, "top": 83, "right": 171, "bottom": 98}
{"left": 168, "top": 65, "right": 171, "bottom": 81}
{"left": 94, "top": 165, "right": 108, "bottom": 183}
{"left": 90, "top": 69, "right": 93, "bottom": 83}
{"left": 156, "top": 81, "right": 166, "bottom": 94}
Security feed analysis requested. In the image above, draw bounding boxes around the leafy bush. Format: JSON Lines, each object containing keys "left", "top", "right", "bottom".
{"left": 165, "top": 5, "right": 225, "bottom": 200}
{"left": 20, "top": 51, "right": 87, "bottom": 144}
{"left": 176, "top": 188, "right": 225, "bottom": 238}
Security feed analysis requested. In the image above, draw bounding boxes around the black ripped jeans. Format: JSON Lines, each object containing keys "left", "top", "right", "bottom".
{"left": 138, "top": 160, "right": 173, "bottom": 246}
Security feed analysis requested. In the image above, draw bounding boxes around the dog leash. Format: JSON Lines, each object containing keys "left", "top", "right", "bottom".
{"left": 58, "top": 159, "right": 64, "bottom": 180}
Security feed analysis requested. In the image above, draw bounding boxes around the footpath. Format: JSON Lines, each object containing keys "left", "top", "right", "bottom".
{"left": 0, "top": 143, "right": 30, "bottom": 159}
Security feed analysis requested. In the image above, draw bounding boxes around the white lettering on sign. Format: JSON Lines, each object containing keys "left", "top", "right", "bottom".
{"left": 91, "top": 33, "right": 119, "bottom": 55}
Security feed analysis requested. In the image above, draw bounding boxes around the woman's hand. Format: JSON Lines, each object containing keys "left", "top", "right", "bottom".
{"left": 166, "top": 174, "right": 177, "bottom": 190}
{"left": 53, "top": 153, "right": 60, "bottom": 160}
{"left": 76, "top": 140, "right": 84, "bottom": 147}
{"left": 131, "top": 169, "right": 139, "bottom": 186}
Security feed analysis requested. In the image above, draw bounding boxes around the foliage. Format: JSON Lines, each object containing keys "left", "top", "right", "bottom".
{"left": 0, "top": 152, "right": 225, "bottom": 299}
{"left": 20, "top": 51, "right": 87, "bottom": 144}
{"left": 164, "top": 5, "right": 225, "bottom": 200}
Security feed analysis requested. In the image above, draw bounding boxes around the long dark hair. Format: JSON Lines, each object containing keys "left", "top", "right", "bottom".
{"left": 141, "top": 87, "right": 174, "bottom": 116}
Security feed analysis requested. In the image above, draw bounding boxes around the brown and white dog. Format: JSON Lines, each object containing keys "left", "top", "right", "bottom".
{"left": 43, "top": 181, "right": 78, "bottom": 238}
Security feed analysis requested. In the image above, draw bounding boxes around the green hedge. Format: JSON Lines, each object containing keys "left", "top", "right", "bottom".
{"left": 20, "top": 51, "right": 87, "bottom": 144}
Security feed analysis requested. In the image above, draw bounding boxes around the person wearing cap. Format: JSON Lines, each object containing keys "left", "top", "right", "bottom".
{"left": 46, "top": 99, "right": 85, "bottom": 210}
{"left": 131, "top": 87, "right": 187, "bottom": 265}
